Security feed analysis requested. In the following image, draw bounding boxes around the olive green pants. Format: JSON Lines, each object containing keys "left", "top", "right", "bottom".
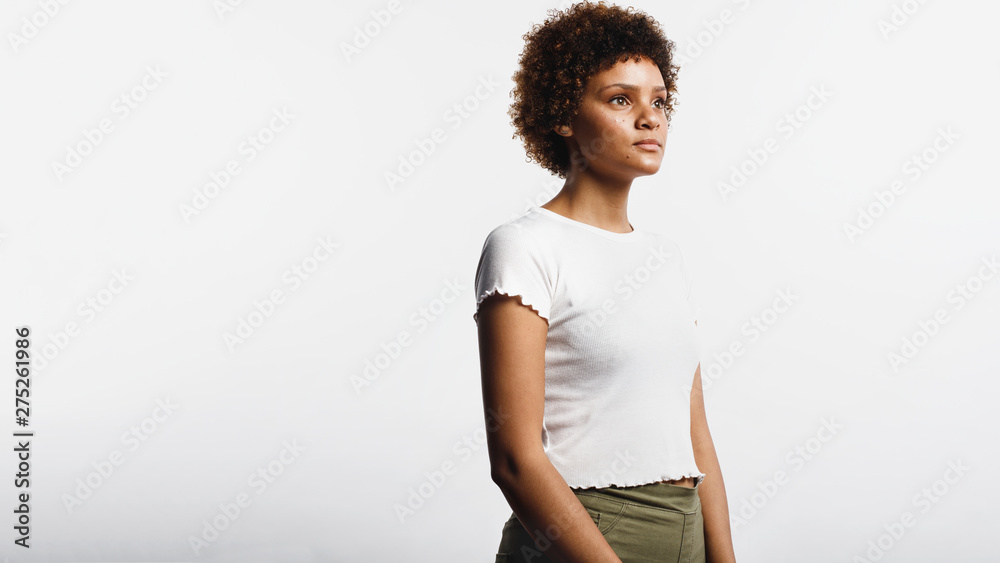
{"left": 495, "top": 481, "right": 705, "bottom": 562}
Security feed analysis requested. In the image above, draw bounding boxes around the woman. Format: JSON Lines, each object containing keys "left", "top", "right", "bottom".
{"left": 474, "top": 2, "right": 736, "bottom": 562}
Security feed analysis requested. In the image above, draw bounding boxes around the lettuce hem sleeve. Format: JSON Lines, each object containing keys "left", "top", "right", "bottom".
{"left": 473, "top": 288, "right": 550, "bottom": 326}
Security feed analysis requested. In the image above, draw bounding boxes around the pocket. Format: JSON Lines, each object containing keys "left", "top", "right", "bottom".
{"left": 585, "top": 507, "right": 601, "bottom": 529}
{"left": 573, "top": 492, "right": 626, "bottom": 535}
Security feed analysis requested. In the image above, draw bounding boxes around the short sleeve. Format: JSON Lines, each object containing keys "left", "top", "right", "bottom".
{"left": 473, "top": 224, "right": 552, "bottom": 326}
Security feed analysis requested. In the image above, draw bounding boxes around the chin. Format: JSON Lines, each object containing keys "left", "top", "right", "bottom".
{"left": 632, "top": 162, "right": 662, "bottom": 177}
{"left": 621, "top": 154, "right": 663, "bottom": 176}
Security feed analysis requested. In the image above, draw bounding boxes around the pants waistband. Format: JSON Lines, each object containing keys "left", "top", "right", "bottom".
{"left": 572, "top": 481, "right": 700, "bottom": 514}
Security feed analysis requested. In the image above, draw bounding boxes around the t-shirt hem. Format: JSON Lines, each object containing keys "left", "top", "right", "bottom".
{"left": 568, "top": 471, "right": 707, "bottom": 490}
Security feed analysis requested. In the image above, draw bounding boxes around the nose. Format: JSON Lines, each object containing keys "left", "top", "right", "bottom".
{"left": 637, "top": 104, "right": 663, "bottom": 130}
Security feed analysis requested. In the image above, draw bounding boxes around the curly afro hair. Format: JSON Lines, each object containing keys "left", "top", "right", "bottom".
{"left": 508, "top": 1, "right": 680, "bottom": 178}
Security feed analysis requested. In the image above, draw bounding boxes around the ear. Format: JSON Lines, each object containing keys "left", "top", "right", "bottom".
{"left": 554, "top": 125, "right": 571, "bottom": 136}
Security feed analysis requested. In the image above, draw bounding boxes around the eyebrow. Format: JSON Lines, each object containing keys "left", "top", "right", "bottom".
{"left": 599, "top": 83, "right": 667, "bottom": 93}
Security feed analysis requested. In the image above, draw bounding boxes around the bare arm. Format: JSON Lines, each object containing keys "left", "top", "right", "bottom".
{"left": 478, "top": 295, "right": 622, "bottom": 563}
{"left": 690, "top": 360, "right": 737, "bottom": 563}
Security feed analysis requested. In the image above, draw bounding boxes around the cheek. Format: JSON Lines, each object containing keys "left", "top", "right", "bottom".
{"left": 592, "top": 117, "right": 627, "bottom": 146}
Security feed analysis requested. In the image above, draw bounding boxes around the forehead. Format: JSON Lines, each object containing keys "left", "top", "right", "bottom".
{"left": 586, "top": 57, "right": 665, "bottom": 92}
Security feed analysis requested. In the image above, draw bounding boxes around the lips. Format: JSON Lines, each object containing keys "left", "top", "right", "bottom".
{"left": 634, "top": 138, "right": 661, "bottom": 150}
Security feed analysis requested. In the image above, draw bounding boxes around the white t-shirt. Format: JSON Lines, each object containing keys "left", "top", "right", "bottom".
{"left": 473, "top": 205, "right": 705, "bottom": 489}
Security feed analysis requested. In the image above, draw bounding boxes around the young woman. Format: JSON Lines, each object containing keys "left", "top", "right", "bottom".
{"left": 474, "top": 2, "right": 737, "bottom": 562}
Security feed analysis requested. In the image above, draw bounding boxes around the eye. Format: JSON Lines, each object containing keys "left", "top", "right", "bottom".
{"left": 611, "top": 95, "right": 667, "bottom": 109}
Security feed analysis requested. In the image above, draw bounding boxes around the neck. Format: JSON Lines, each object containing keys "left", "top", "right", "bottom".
{"left": 543, "top": 167, "right": 633, "bottom": 233}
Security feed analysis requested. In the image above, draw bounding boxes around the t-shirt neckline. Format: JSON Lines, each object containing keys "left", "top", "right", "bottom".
{"left": 531, "top": 206, "right": 641, "bottom": 241}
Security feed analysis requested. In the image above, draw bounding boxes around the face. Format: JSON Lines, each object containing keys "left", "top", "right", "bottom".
{"left": 559, "top": 56, "right": 669, "bottom": 180}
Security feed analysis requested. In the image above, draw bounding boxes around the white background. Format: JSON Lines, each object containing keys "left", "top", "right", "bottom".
{"left": 1, "top": 0, "right": 998, "bottom": 561}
